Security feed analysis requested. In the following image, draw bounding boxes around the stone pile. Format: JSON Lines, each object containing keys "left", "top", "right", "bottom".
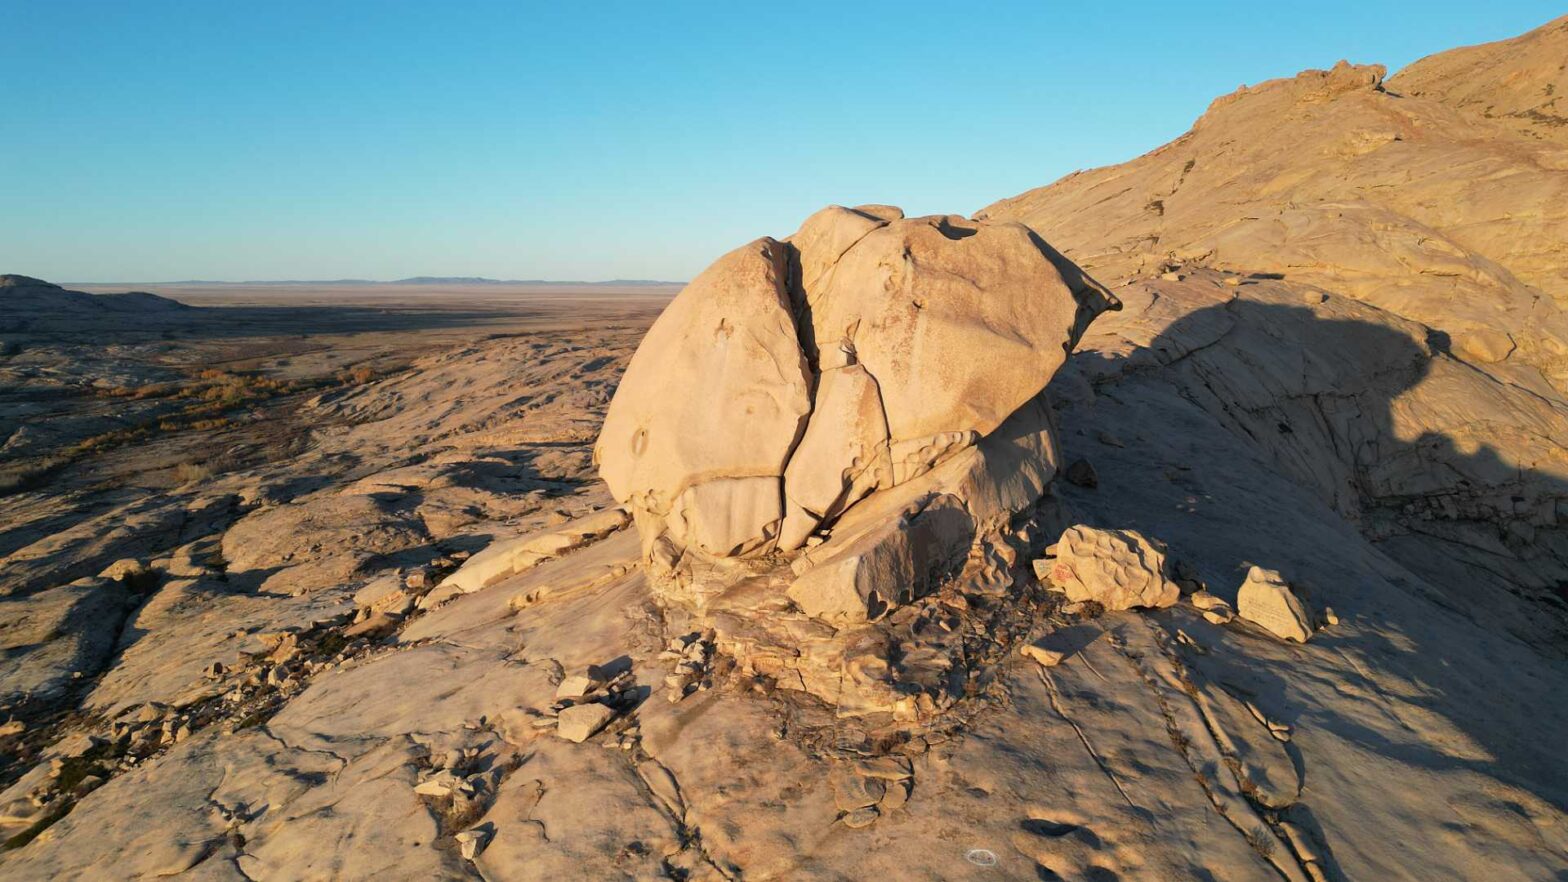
{"left": 832, "top": 755, "right": 915, "bottom": 828}
{"left": 536, "top": 665, "right": 637, "bottom": 743}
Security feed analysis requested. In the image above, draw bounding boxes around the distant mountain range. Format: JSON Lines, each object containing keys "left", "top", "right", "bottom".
{"left": 99, "top": 277, "right": 685, "bottom": 287}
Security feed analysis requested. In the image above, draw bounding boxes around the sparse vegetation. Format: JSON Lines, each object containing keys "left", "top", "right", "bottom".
{"left": 1, "top": 365, "right": 383, "bottom": 499}
{"left": 339, "top": 365, "right": 376, "bottom": 385}
{"left": 1244, "top": 825, "right": 1276, "bottom": 858}
{"left": 172, "top": 462, "right": 215, "bottom": 485}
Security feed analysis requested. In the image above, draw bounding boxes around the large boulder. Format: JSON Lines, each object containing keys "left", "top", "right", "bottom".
{"left": 595, "top": 237, "right": 810, "bottom": 559}
{"left": 598, "top": 207, "right": 1116, "bottom": 576}
{"left": 595, "top": 205, "right": 1119, "bottom": 713}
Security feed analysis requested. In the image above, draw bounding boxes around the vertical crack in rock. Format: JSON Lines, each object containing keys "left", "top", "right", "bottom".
{"left": 1037, "top": 667, "right": 1138, "bottom": 810}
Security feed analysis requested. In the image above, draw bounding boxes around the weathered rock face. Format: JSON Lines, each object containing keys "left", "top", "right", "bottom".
{"left": 978, "top": 30, "right": 1568, "bottom": 388}
{"left": 595, "top": 205, "right": 1119, "bottom": 713}
{"left": 1236, "top": 566, "right": 1314, "bottom": 643}
{"left": 1037, "top": 525, "right": 1180, "bottom": 611}
{"left": 596, "top": 237, "right": 810, "bottom": 559}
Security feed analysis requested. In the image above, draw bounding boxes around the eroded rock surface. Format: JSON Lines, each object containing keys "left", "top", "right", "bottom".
{"left": 1037, "top": 525, "right": 1180, "bottom": 611}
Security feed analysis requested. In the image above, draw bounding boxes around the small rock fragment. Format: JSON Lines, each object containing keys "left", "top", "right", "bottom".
{"left": 1020, "top": 643, "right": 1065, "bottom": 667}
{"left": 554, "top": 673, "right": 602, "bottom": 702}
{"left": 556, "top": 703, "right": 616, "bottom": 743}
{"left": 414, "top": 775, "right": 457, "bottom": 798}
{"left": 1236, "top": 566, "right": 1314, "bottom": 642}
{"left": 1064, "top": 458, "right": 1098, "bottom": 489}
{"left": 344, "top": 610, "right": 401, "bottom": 639}
{"left": 455, "top": 827, "right": 490, "bottom": 860}
{"left": 1190, "top": 590, "right": 1235, "bottom": 623}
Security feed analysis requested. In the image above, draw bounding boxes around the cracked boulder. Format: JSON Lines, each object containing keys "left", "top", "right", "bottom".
{"left": 596, "top": 236, "right": 810, "bottom": 560}
{"left": 595, "top": 205, "right": 1119, "bottom": 712}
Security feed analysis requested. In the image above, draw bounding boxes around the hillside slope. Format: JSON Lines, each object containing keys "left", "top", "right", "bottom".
{"left": 980, "top": 15, "right": 1568, "bottom": 386}
{"left": 982, "top": 15, "right": 1568, "bottom": 655}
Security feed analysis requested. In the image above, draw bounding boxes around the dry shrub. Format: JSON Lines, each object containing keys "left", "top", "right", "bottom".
{"left": 173, "top": 462, "right": 214, "bottom": 485}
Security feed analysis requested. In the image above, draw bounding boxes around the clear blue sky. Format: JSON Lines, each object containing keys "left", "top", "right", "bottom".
{"left": 2, "top": 1, "right": 1561, "bottom": 283}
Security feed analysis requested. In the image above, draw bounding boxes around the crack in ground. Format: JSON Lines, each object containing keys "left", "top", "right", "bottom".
{"left": 1036, "top": 667, "right": 1137, "bottom": 810}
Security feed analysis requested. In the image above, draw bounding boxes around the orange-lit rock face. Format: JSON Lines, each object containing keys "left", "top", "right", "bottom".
{"left": 594, "top": 205, "right": 1118, "bottom": 714}
{"left": 596, "top": 205, "right": 1116, "bottom": 579}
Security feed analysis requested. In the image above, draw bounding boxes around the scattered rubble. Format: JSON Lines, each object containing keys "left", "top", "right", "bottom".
{"left": 1190, "top": 590, "right": 1236, "bottom": 624}
{"left": 660, "top": 632, "right": 718, "bottom": 703}
{"left": 831, "top": 755, "right": 914, "bottom": 828}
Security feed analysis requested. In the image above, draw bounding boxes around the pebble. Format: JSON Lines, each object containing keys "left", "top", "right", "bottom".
{"left": 455, "top": 828, "right": 490, "bottom": 860}
{"left": 1020, "top": 643, "right": 1065, "bottom": 667}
